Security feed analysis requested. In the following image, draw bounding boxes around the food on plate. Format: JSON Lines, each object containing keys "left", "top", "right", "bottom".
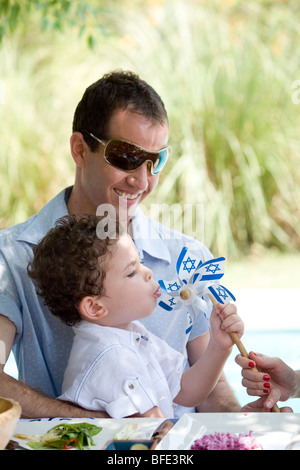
{"left": 109, "top": 420, "right": 174, "bottom": 450}
{"left": 191, "top": 431, "right": 263, "bottom": 450}
{"left": 130, "top": 443, "right": 149, "bottom": 450}
{"left": 15, "top": 422, "right": 102, "bottom": 450}
{"left": 113, "top": 423, "right": 139, "bottom": 440}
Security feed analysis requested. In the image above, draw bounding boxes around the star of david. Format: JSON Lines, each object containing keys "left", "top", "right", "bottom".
{"left": 168, "top": 297, "right": 176, "bottom": 307}
{"left": 167, "top": 282, "right": 181, "bottom": 292}
{"left": 205, "top": 263, "right": 221, "bottom": 274}
{"left": 215, "top": 286, "right": 229, "bottom": 301}
{"left": 182, "top": 257, "right": 196, "bottom": 273}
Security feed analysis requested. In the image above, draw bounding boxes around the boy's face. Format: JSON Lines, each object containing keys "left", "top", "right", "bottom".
{"left": 99, "top": 234, "right": 161, "bottom": 329}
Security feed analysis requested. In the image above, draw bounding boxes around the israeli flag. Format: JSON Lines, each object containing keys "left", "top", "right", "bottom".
{"left": 192, "top": 257, "right": 225, "bottom": 284}
{"left": 158, "top": 279, "right": 181, "bottom": 293}
{"left": 158, "top": 293, "right": 180, "bottom": 312}
{"left": 208, "top": 284, "right": 236, "bottom": 304}
{"left": 176, "top": 247, "right": 203, "bottom": 284}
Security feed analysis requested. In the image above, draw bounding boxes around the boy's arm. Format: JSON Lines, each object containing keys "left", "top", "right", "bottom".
{"left": 174, "top": 336, "right": 231, "bottom": 407}
{"left": 177, "top": 302, "right": 243, "bottom": 411}
{"left": 187, "top": 334, "right": 241, "bottom": 412}
{"left": 0, "top": 314, "right": 108, "bottom": 418}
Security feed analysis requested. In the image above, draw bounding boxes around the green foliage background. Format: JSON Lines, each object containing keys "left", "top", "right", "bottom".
{"left": 0, "top": 0, "right": 299, "bottom": 259}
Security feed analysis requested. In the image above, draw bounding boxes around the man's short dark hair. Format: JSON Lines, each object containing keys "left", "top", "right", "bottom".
{"left": 72, "top": 70, "right": 168, "bottom": 151}
{"left": 28, "top": 214, "right": 121, "bottom": 326}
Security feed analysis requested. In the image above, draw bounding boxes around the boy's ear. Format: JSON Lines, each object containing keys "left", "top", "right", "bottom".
{"left": 79, "top": 296, "right": 108, "bottom": 321}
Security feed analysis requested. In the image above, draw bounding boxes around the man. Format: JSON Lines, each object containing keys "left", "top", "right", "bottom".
{"left": 0, "top": 70, "right": 240, "bottom": 418}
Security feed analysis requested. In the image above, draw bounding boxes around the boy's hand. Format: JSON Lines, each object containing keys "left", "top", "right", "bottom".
{"left": 210, "top": 302, "right": 244, "bottom": 351}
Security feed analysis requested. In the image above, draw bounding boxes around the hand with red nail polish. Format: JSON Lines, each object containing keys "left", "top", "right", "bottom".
{"left": 235, "top": 351, "right": 298, "bottom": 412}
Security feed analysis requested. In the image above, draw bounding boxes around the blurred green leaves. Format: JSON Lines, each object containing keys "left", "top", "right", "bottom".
{"left": 0, "top": 0, "right": 299, "bottom": 258}
{"left": 0, "top": 0, "right": 107, "bottom": 46}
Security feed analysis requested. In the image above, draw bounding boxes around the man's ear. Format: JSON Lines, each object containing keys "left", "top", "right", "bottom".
{"left": 79, "top": 296, "right": 108, "bottom": 322}
{"left": 70, "top": 132, "right": 88, "bottom": 168}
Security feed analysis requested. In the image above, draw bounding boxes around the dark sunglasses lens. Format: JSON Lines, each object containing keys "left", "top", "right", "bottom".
{"left": 105, "top": 141, "right": 158, "bottom": 171}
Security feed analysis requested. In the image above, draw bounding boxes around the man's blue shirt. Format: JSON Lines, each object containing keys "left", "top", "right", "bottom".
{"left": 0, "top": 187, "right": 211, "bottom": 401}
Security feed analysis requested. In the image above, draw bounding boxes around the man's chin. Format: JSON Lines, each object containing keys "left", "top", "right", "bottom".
{"left": 116, "top": 200, "right": 139, "bottom": 225}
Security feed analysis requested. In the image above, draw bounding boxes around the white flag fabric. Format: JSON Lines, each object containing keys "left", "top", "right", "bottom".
{"left": 208, "top": 284, "right": 236, "bottom": 304}
{"left": 176, "top": 247, "right": 203, "bottom": 284}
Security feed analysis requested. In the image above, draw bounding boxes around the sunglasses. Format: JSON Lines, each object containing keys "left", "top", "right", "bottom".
{"left": 81, "top": 130, "right": 171, "bottom": 175}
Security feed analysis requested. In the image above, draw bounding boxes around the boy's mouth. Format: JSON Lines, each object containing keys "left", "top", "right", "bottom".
{"left": 154, "top": 287, "right": 161, "bottom": 299}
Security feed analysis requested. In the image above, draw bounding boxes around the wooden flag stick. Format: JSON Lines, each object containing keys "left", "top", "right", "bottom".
{"left": 180, "top": 288, "right": 280, "bottom": 412}
{"left": 207, "top": 293, "right": 280, "bottom": 413}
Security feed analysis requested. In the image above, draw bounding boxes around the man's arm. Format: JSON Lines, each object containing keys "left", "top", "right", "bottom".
{"left": 187, "top": 333, "right": 241, "bottom": 412}
{"left": 0, "top": 315, "right": 108, "bottom": 418}
{"left": 196, "top": 371, "right": 241, "bottom": 412}
{"left": 0, "top": 370, "right": 109, "bottom": 418}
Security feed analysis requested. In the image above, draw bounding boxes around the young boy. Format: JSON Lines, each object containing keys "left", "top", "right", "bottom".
{"left": 28, "top": 214, "right": 244, "bottom": 419}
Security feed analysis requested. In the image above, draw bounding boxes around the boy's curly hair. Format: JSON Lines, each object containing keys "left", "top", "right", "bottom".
{"left": 28, "top": 214, "right": 121, "bottom": 326}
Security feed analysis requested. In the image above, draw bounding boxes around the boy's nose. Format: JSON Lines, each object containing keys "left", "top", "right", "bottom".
{"left": 144, "top": 266, "right": 153, "bottom": 281}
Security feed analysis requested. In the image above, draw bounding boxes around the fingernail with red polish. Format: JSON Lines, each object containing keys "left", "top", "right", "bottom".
{"left": 264, "top": 382, "right": 270, "bottom": 389}
{"left": 248, "top": 361, "right": 255, "bottom": 368}
{"left": 263, "top": 375, "right": 270, "bottom": 381}
{"left": 263, "top": 389, "right": 269, "bottom": 394}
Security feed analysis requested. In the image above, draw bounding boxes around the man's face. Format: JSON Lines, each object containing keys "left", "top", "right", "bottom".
{"left": 75, "top": 108, "right": 169, "bottom": 222}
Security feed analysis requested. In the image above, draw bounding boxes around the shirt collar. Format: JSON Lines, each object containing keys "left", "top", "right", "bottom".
{"left": 75, "top": 320, "right": 150, "bottom": 345}
{"left": 15, "top": 188, "right": 171, "bottom": 265}
{"left": 16, "top": 187, "right": 70, "bottom": 245}
{"left": 131, "top": 207, "right": 171, "bottom": 264}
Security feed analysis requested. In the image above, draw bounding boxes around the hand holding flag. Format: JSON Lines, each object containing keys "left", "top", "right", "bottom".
{"left": 158, "top": 247, "right": 280, "bottom": 412}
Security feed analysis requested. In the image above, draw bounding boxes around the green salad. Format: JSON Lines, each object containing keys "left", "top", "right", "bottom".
{"left": 24, "top": 422, "right": 102, "bottom": 450}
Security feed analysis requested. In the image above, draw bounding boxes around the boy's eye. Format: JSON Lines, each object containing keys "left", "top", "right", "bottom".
{"left": 127, "top": 270, "right": 136, "bottom": 278}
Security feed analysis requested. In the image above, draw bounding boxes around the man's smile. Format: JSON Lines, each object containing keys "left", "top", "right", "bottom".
{"left": 114, "top": 188, "right": 144, "bottom": 200}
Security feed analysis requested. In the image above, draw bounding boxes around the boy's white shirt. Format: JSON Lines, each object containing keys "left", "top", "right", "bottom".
{"left": 59, "top": 320, "right": 184, "bottom": 418}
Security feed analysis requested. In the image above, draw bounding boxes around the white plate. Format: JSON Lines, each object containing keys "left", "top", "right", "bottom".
{"left": 13, "top": 417, "right": 164, "bottom": 450}
{"left": 156, "top": 413, "right": 300, "bottom": 450}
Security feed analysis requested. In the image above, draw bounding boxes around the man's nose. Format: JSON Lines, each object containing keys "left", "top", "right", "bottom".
{"left": 126, "top": 162, "right": 149, "bottom": 191}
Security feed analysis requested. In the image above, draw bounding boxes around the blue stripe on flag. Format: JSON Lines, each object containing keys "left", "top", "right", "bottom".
{"left": 199, "top": 257, "right": 225, "bottom": 281}
{"left": 176, "top": 247, "right": 188, "bottom": 275}
{"left": 223, "top": 285, "right": 236, "bottom": 301}
{"left": 208, "top": 285, "right": 236, "bottom": 304}
{"left": 158, "top": 280, "right": 168, "bottom": 291}
{"left": 201, "top": 257, "right": 225, "bottom": 268}
{"left": 158, "top": 300, "right": 174, "bottom": 312}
